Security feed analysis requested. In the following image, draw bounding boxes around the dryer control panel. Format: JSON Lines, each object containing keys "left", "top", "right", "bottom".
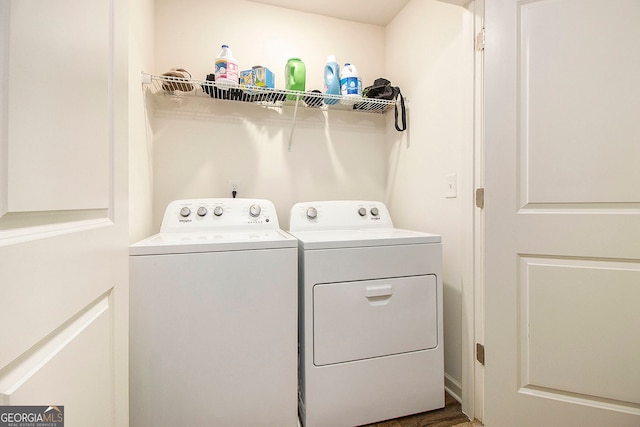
{"left": 289, "top": 200, "right": 393, "bottom": 232}
{"left": 160, "top": 198, "right": 280, "bottom": 233}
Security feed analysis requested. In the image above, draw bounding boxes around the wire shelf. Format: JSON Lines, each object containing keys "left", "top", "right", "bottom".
{"left": 142, "top": 73, "right": 396, "bottom": 114}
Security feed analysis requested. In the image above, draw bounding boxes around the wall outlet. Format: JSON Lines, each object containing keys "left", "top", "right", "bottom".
{"left": 228, "top": 180, "right": 241, "bottom": 197}
{"left": 445, "top": 174, "right": 457, "bottom": 198}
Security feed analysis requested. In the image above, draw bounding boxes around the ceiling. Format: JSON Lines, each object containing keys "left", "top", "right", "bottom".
{"left": 245, "top": 0, "right": 411, "bottom": 26}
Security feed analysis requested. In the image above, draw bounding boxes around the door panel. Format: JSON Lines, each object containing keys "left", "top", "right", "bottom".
{"left": 485, "top": 0, "right": 640, "bottom": 425}
{"left": 0, "top": 0, "right": 128, "bottom": 425}
{"left": 520, "top": 0, "right": 640, "bottom": 205}
{"left": 6, "top": 0, "right": 110, "bottom": 212}
{"left": 6, "top": 297, "right": 113, "bottom": 426}
{"left": 520, "top": 257, "right": 640, "bottom": 403}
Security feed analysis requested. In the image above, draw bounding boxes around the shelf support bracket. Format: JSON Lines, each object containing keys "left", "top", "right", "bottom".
{"left": 141, "top": 72, "right": 152, "bottom": 85}
{"left": 287, "top": 94, "right": 301, "bottom": 152}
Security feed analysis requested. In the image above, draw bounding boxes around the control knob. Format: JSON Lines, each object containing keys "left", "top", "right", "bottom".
{"left": 306, "top": 207, "right": 318, "bottom": 220}
{"left": 370, "top": 207, "right": 379, "bottom": 216}
{"left": 213, "top": 206, "right": 224, "bottom": 217}
{"left": 179, "top": 207, "right": 191, "bottom": 217}
{"left": 197, "top": 207, "right": 208, "bottom": 217}
{"left": 358, "top": 207, "right": 367, "bottom": 217}
{"left": 249, "top": 204, "right": 261, "bottom": 218}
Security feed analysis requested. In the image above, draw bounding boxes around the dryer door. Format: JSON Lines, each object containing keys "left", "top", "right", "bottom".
{"left": 313, "top": 275, "right": 438, "bottom": 366}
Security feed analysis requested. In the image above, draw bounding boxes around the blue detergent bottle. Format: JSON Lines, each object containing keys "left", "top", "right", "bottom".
{"left": 323, "top": 54, "right": 340, "bottom": 105}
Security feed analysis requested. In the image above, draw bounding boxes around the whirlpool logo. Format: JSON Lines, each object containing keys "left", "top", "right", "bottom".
{"left": 0, "top": 406, "right": 64, "bottom": 427}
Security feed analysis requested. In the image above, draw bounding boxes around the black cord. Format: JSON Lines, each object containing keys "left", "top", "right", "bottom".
{"left": 394, "top": 90, "right": 406, "bottom": 132}
{"left": 232, "top": 190, "right": 237, "bottom": 198}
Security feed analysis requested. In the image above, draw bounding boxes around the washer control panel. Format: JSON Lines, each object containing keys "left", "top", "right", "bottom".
{"left": 160, "top": 198, "right": 280, "bottom": 233}
{"left": 290, "top": 200, "right": 393, "bottom": 232}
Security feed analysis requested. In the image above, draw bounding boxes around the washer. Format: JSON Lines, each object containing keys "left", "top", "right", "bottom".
{"left": 129, "top": 198, "right": 298, "bottom": 427}
{"left": 289, "top": 200, "right": 444, "bottom": 427}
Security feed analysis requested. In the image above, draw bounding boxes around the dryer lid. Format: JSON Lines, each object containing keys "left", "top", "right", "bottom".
{"left": 288, "top": 228, "right": 440, "bottom": 250}
{"left": 289, "top": 200, "right": 394, "bottom": 232}
{"left": 288, "top": 200, "right": 441, "bottom": 249}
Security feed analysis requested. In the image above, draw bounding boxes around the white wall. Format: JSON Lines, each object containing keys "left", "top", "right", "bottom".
{"left": 150, "top": 0, "right": 390, "bottom": 229}
{"left": 385, "top": 0, "right": 471, "bottom": 400}
{"left": 129, "top": 0, "right": 155, "bottom": 243}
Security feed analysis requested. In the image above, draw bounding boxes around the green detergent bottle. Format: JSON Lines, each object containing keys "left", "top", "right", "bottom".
{"left": 285, "top": 58, "right": 305, "bottom": 101}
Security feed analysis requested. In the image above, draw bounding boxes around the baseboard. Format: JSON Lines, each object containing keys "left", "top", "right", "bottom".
{"left": 445, "top": 373, "right": 463, "bottom": 403}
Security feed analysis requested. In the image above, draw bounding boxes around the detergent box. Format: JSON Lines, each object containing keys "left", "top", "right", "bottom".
{"left": 239, "top": 69, "right": 255, "bottom": 86}
{"left": 251, "top": 66, "right": 274, "bottom": 88}
{"left": 240, "top": 67, "right": 274, "bottom": 88}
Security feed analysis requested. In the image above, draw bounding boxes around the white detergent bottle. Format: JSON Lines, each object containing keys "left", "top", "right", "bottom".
{"left": 215, "top": 44, "right": 239, "bottom": 88}
{"left": 340, "top": 63, "right": 362, "bottom": 104}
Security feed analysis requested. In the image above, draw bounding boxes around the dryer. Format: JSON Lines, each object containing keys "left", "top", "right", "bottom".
{"left": 289, "top": 200, "right": 444, "bottom": 427}
{"left": 130, "top": 198, "right": 298, "bottom": 427}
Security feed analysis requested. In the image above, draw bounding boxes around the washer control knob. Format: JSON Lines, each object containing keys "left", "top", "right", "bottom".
{"left": 249, "top": 204, "right": 261, "bottom": 218}
{"left": 306, "top": 207, "right": 318, "bottom": 220}
{"left": 213, "top": 206, "right": 223, "bottom": 217}
{"left": 358, "top": 207, "right": 367, "bottom": 217}
{"left": 197, "top": 206, "right": 208, "bottom": 217}
{"left": 179, "top": 207, "right": 191, "bottom": 217}
{"left": 370, "top": 207, "right": 379, "bottom": 216}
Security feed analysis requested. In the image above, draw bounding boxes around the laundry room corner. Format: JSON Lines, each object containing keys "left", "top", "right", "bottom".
{"left": 384, "top": 0, "right": 474, "bottom": 403}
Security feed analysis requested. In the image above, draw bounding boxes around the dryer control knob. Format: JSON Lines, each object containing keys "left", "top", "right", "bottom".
{"left": 306, "top": 207, "right": 318, "bottom": 220}
{"left": 180, "top": 207, "right": 191, "bottom": 217}
{"left": 370, "top": 207, "right": 379, "bottom": 216}
{"left": 249, "top": 204, "right": 261, "bottom": 218}
{"left": 213, "top": 206, "right": 224, "bottom": 217}
{"left": 197, "top": 206, "right": 208, "bottom": 217}
{"left": 358, "top": 207, "right": 367, "bottom": 217}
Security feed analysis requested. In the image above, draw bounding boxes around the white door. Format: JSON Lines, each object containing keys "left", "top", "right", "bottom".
{"left": 484, "top": 0, "right": 640, "bottom": 425}
{"left": 0, "top": 1, "right": 128, "bottom": 426}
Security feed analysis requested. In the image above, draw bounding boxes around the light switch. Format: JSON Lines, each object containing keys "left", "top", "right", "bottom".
{"left": 445, "top": 174, "right": 457, "bottom": 198}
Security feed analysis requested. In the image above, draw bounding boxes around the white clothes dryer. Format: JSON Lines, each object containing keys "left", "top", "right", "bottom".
{"left": 289, "top": 200, "right": 444, "bottom": 427}
{"left": 130, "top": 198, "right": 298, "bottom": 427}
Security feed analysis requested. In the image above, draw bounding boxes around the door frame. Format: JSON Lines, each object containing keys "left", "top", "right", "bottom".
{"left": 461, "top": 0, "right": 485, "bottom": 422}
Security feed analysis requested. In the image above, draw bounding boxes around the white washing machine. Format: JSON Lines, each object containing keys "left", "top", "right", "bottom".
{"left": 289, "top": 200, "right": 444, "bottom": 427}
{"left": 129, "top": 198, "right": 298, "bottom": 427}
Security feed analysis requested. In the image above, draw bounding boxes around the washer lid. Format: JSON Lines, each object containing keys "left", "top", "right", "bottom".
{"left": 288, "top": 228, "right": 441, "bottom": 250}
{"left": 130, "top": 229, "right": 297, "bottom": 255}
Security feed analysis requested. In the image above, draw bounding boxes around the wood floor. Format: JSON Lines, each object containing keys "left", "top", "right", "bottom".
{"left": 360, "top": 393, "right": 472, "bottom": 427}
